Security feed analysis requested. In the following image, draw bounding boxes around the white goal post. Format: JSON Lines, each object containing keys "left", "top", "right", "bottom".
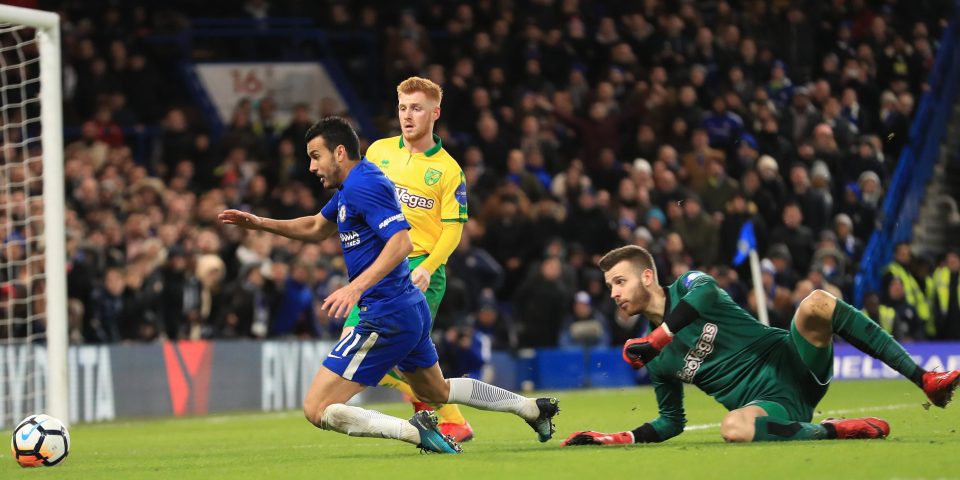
{"left": 0, "top": 4, "right": 67, "bottom": 426}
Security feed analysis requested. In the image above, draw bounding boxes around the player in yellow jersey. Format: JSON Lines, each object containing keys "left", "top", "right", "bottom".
{"left": 341, "top": 76, "right": 474, "bottom": 442}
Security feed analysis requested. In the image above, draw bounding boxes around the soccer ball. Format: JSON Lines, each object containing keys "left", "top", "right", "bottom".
{"left": 10, "top": 414, "right": 70, "bottom": 467}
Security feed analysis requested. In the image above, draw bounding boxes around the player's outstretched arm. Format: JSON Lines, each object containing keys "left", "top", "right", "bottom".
{"left": 322, "top": 229, "right": 414, "bottom": 319}
{"left": 563, "top": 390, "right": 685, "bottom": 447}
{"left": 561, "top": 423, "right": 668, "bottom": 447}
{"left": 219, "top": 209, "right": 336, "bottom": 242}
{"left": 561, "top": 430, "right": 636, "bottom": 446}
{"left": 563, "top": 376, "right": 686, "bottom": 447}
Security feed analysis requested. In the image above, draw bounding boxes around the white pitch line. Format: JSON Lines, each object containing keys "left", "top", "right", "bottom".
{"left": 682, "top": 403, "right": 919, "bottom": 431}
{"left": 816, "top": 402, "right": 918, "bottom": 417}
{"left": 685, "top": 423, "right": 721, "bottom": 431}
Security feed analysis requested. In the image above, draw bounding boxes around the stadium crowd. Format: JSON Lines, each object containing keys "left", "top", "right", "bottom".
{"left": 5, "top": 0, "right": 960, "bottom": 356}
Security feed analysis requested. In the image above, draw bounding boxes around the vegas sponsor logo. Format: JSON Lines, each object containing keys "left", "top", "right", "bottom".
{"left": 678, "top": 323, "right": 718, "bottom": 383}
{"left": 395, "top": 186, "right": 435, "bottom": 209}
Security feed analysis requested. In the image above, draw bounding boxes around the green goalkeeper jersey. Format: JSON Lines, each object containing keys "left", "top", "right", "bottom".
{"left": 645, "top": 271, "right": 802, "bottom": 440}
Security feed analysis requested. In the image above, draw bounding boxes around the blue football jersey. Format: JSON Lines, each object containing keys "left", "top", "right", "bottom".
{"left": 320, "top": 158, "right": 424, "bottom": 318}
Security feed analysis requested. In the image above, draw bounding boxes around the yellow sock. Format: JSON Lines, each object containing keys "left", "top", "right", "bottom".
{"left": 376, "top": 370, "right": 468, "bottom": 425}
{"left": 377, "top": 370, "right": 416, "bottom": 397}
{"left": 436, "top": 404, "right": 467, "bottom": 425}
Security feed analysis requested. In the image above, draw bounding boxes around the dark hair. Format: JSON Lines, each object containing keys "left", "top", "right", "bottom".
{"left": 304, "top": 116, "right": 360, "bottom": 160}
{"left": 598, "top": 245, "right": 657, "bottom": 278}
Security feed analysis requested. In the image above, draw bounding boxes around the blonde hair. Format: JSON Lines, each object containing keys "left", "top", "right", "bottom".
{"left": 397, "top": 76, "right": 443, "bottom": 105}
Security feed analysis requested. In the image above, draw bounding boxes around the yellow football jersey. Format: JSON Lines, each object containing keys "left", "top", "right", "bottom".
{"left": 365, "top": 134, "right": 468, "bottom": 258}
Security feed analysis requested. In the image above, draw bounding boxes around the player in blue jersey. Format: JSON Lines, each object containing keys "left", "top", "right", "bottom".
{"left": 219, "top": 117, "right": 558, "bottom": 454}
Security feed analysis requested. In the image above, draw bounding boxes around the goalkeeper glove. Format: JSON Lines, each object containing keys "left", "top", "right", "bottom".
{"left": 622, "top": 324, "right": 673, "bottom": 369}
{"left": 562, "top": 431, "right": 635, "bottom": 446}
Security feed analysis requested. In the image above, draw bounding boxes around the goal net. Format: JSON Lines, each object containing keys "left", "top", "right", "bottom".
{"left": 0, "top": 4, "right": 67, "bottom": 429}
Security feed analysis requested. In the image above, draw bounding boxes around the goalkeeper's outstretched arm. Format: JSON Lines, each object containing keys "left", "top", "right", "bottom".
{"left": 563, "top": 376, "right": 686, "bottom": 446}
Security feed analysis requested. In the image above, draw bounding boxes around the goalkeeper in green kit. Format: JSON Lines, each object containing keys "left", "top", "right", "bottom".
{"left": 562, "top": 246, "right": 960, "bottom": 445}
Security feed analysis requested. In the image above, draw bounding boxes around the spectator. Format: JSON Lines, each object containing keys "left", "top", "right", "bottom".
{"left": 699, "top": 156, "right": 740, "bottom": 214}
{"left": 833, "top": 213, "right": 864, "bottom": 263}
{"left": 701, "top": 96, "right": 744, "bottom": 152}
{"left": 785, "top": 87, "right": 822, "bottom": 147}
{"left": 519, "top": 115, "right": 560, "bottom": 173}
{"left": 767, "top": 243, "right": 801, "bottom": 291}
{"left": 620, "top": 124, "right": 660, "bottom": 167}
{"left": 883, "top": 277, "right": 925, "bottom": 341}
{"left": 878, "top": 90, "right": 910, "bottom": 158}
{"left": 481, "top": 188, "right": 536, "bottom": 297}
{"left": 882, "top": 242, "right": 933, "bottom": 336}
{"left": 559, "top": 291, "right": 611, "bottom": 348}
{"left": 474, "top": 113, "right": 513, "bottom": 174}
{"left": 787, "top": 163, "right": 830, "bottom": 234}
{"left": 181, "top": 253, "right": 226, "bottom": 340}
{"left": 847, "top": 136, "right": 887, "bottom": 188}
{"left": 153, "top": 108, "right": 195, "bottom": 180}
{"left": 811, "top": 241, "right": 851, "bottom": 297}
{"left": 821, "top": 96, "right": 858, "bottom": 152}
{"left": 447, "top": 221, "right": 504, "bottom": 310}
{"left": 437, "top": 321, "right": 490, "bottom": 380}
{"left": 223, "top": 262, "right": 269, "bottom": 339}
{"left": 933, "top": 250, "right": 960, "bottom": 339}
{"left": 671, "top": 194, "right": 718, "bottom": 268}
{"left": 810, "top": 123, "right": 842, "bottom": 174}
{"left": 513, "top": 257, "right": 572, "bottom": 348}
{"left": 755, "top": 155, "right": 789, "bottom": 223}
{"left": 252, "top": 97, "right": 282, "bottom": 153}
{"left": 472, "top": 290, "right": 514, "bottom": 351}
{"left": 549, "top": 97, "right": 642, "bottom": 174}
{"left": 564, "top": 188, "right": 619, "bottom": 257}
{"left": 88, "top": 266, "right": 127, "bottom": 343}
{"left": 504, "top": 149, "right": 546, "bottom": 202}
{"left": 841, "top": 87, "right": 872, "bottom": 133}
{"left": 682, "top": 128, "right": 725, "bottom": 193}
{"left": 861, "top": 291, "right": 895, "bottom": 335}
{"left": 770, "top": 202, "right": 815, "bottom": 274}
{"left": 280, "top": 103, "right": 313, "bottom": 170}
{"left": 271, "top": 261, "right": 316, "bottom": 338}
{"left": 609, "top": 311, "right": 646, "bottom": 348}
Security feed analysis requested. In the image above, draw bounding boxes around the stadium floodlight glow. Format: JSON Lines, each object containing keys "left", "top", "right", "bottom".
{"left": 0, "top": 4, "right": 68, "bottom": 428}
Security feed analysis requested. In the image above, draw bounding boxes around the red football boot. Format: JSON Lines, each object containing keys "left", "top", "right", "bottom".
{"left": 820, "top": 417, "right": 890, "bottom": 439}
{"left": 439, "top": 421, "right": 475, "bottom": 443}
{"left": 922, "top": 370, "right": 960, "bottom": 408}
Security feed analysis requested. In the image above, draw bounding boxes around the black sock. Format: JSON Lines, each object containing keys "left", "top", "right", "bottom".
{"left": 631, "top": 423, "right": 661, "bottom": 443}
{"left": 753, "top": 417, "right": 830, "bottom": 441}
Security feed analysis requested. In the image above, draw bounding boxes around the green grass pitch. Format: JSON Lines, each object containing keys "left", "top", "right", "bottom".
{"left": 5, "top": 379, "right": 958, "bottom": 479}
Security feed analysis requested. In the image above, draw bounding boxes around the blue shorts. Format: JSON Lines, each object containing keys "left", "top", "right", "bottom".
{"left": 322, "top": 299, "right": 438, "bottom": 386}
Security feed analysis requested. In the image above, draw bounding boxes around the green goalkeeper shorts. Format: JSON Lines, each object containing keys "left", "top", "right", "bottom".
{"left": 745, "top": 322, "right": 832, "bottom": 422}
{"left": 343, "top": 255, "right": 446, "bottom": 328}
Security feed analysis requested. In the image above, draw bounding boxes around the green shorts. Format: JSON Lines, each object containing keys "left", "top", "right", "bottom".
{"left": 343, "top": 255, "right": 446, "bottom": 328}
{"left": 745, "top": 322, "right": 833, "bottom": 422}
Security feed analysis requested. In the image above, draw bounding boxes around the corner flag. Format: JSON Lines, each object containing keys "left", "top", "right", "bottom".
{"left": 732, "top": 220, "right": 756, "bottom": 266}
